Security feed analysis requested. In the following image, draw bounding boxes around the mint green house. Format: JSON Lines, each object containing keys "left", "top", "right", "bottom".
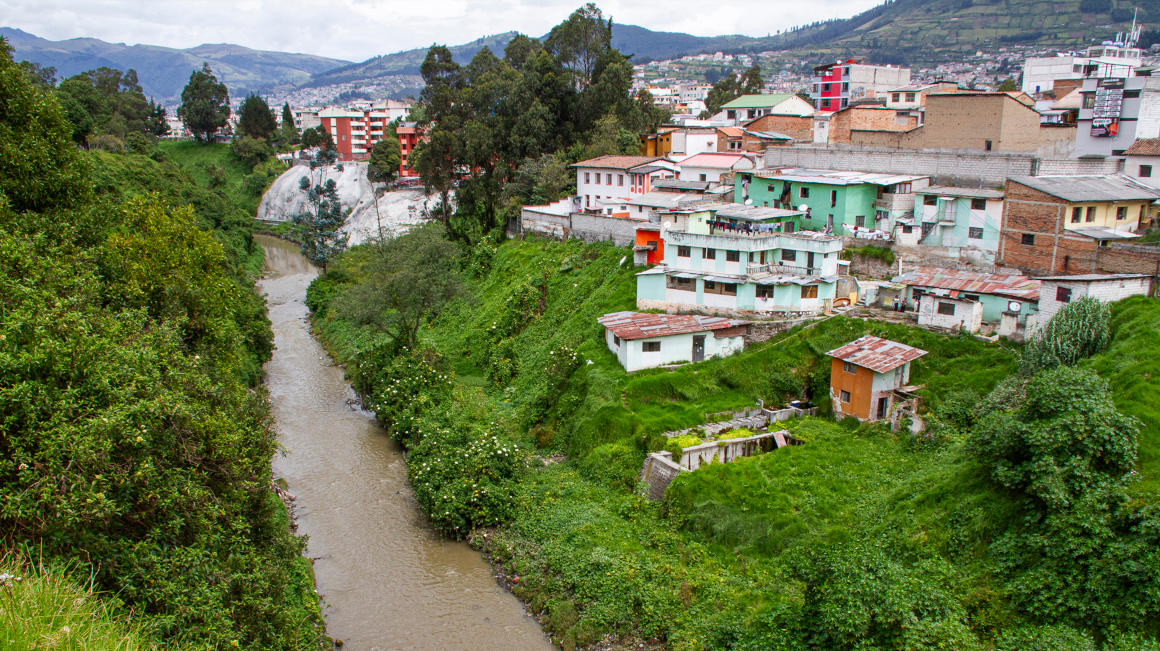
{"left": 735, "top": 169, "right": 929, "bottom": 237}
{"left": 903, "top": 186, "right": 1005, "bottom": 264}
{"left": 636, "top": 203, "right": 845, "bottom": 315}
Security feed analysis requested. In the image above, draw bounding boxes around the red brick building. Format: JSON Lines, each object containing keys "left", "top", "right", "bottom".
{"left": 316, "top": 103, "right": 419, "bottom": 177}
{"left": 999, "top": 175, "right": 1160, "bottom": 275}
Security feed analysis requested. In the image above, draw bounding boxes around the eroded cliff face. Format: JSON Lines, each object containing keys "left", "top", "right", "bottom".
{"left": 257, "top": 162, "right": 442, "bottom": 245}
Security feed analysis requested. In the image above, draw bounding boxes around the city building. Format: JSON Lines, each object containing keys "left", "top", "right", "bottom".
{"left": 572, "top": 155, "right": 672, "bottom": 210}
{"left": 813, "top": 103, "right": 919, "bottom": 145}
{"left": 1034, "top": 273, "right": 1155, "bottom": 322}
{"left": 999, "top": 175, "right": 1160, "bottom": 275}
{"left": 317, "top": 104, "right": 415, "bottom": 162}
{"left": 826, "top": 336, "right": 927, "bottom": 422}
{"left": 904, "top": 186, "right": 1005, "bottom": 264}
{"left": 1021, "top": 42, "right": 1143, "bottom": 96}
{"left": 738, "top": 112, "right": 814, "bottom": 142}
{"left": 916, "top": 294, "right": 983, "bottom": 334}
{"left": 892, "top": 267, "right": 1040, "bottom": 327}
{"left": 1075, "top": 76, "right": 1160, "bottom": 158}
{"left": 598, "top": 311, "right": 751, "bottom": 372}
{"left": 734, "top": 168, "right": 929, "bottom": 236}
{"left": 811, "top": 57, "right": 911, "bottom": 112}
{"left": 712, "top": 94, "right": 815, "bottom": 124}
{"left": 635, "top": 203, "right": 844, "bottom": 315}
{"left": 676, "top": 152, "right": 757, "bottom": 184}
{"left": 1123, "top": 138, "right": 1160, "bottom": 189}
{"left": 397, "top": 122, "right": 419, "bottom": 177}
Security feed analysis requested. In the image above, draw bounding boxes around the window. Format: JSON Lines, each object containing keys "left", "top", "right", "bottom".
{"left": 613, "top": 335, "right": 620, "bottom": 346}
{"left": 830, "top": 190, "right": 838, "bottom": 207}
{"left": 840, "top": 390, "right": 851, "bottom": 403}
{"left": 1082, "top": 93, "right": 1096, "bottom": 109}
{"left": 923, "top": 195, "right": 938, "bottom": 206}
{"left": 1141, "top": 165, "right": 1153, "bottom": 178}
{"left": 821, "top": 98, "right": 831, "bottom": 108}
{"left": 700, "top": 174, "right": 707, "bottom": 182}
{"left": 801, "top": 285, "right": 818, "bottom": 299}
{"left": 785, "top": 222, "right": 796, "bottom": 233}
{"left": 822, "top": 83, "right": 831, "bottom": 92}
{"left": 905, "top": 92, "right": 916, "bottom": 102}
{"left": 971, "top": 198, "right": 986, "bottom": 210}
{"left": 667, "top": 276, "right": 695, "bottom": 290}
{"left": 1086, "top": 206, "right": 1096, "bottom": 222}
{"left": 843, "top": 361, "right": 857, "bottom": 374}
{"left": 594, "top": 173, "right": 601, "bottom": 185}
{"left": 677, "top": 246, "right": 691, "bottom": 257}
{"left": 969, "top": 227, "right": 984, "bottom": 239}
{"left": 855, "top": 215, "right": 866, "bottom": 228}
{"left": 748, "top": 109, "right": 757, "bottom": 119}
{"left": 984, "top": 140, "right": 992, "bottom": 151}
{"left": 800, "top": 187, "right": 810, "bottom": 198}
{"left": 727, "top": 110, "right": 736, "bottom": 120}
{"left": 585, "top": 173, "right": 590, "bottom": 183}
{"left": 937, "top": 302, "right": 956, "bottom": 316}
{"left": 726, "top": 250, "right": 740, "bottom": 262}
{"left": 902, "top": 224, "right": 913, "bottom": 234}
{"left": 1117, "top": 206, "right": 1127, "bottom": 220}
{"left": 643, "top": 341, "right": 661, "bottom": 352}
{"left": 756, "top": 286, "right": 772, "bottom": 299}
{"left": 722, "top": 283, "right": 737, "bottom": 296}
{"left": 618, "top": 174, "right": 624, "bottom": 186}
{"left": 1021, "top": 233, "right": 1035, "bottom": 245}
{"left": 1073, "top": 63, "right": 1084, "bottom": 73}
{"left": 781, "top": 249, "right": 797, "bottom": 262}
{"left": 1124, "top": 90, "right": 1141, "bottom": 98}
{"left": 606, "top": 174, "right": 612, "bottom": 185}
{"left": 1056, "top": 286, "right": 1072, "bottom": 303}
{"left": 892, "top": 92, "right": 901, "bottom": 102}
{"left": 728, "top": 140, "right": 742, "bottom": 150}
{"left": 585, "top": 195, "right": 590, "bottom": 207}
{"left": 1072, "top": 207, "right": 1083, "bottom": 223}
{"left": 841, "top": 98, "right": 849, "bottom": 108}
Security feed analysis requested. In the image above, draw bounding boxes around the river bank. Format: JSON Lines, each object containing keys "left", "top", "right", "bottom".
{"left": 257, "top": 235, "right": 553, "bottom": 651}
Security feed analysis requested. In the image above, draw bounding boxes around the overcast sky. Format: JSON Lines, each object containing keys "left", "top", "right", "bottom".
{"left": 2, "top": 0, "right": 883, "bottom": 63}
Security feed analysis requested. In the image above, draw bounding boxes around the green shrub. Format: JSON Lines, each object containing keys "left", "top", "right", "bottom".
{"left": 579, "top": 443, "right": 643, "bottom": 488}
{"left": 1021, "top": 297, "right": 1110, "bottom": 374}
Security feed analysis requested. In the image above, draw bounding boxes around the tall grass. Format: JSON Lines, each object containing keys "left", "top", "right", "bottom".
{"left": 0, "top": 556, "right": 150, "bottom": 651}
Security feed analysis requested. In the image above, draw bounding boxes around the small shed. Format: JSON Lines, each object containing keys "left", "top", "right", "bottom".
{"left": 826, "top": 335, "right": 928, "bottom": 422}
{"left": 598, "top": 311, "right": 751, "bottom": 372}
{"left": 1034, "top": 274, "right": 1155, "bottom": 322}
{"left": 917, "top": 294, "right": 983, "bottom": 333}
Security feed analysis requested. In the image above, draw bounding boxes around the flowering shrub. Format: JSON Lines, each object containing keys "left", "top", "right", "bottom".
{"left": 408, "top": 427, "right": 528, "bottom": 535}
{"left": 356, "top": 345, "right": 454, "bottom": 446}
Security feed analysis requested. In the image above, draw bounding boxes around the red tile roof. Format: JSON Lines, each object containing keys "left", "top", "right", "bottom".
{"left": 893, "top": 267, "right": 1040, "bottom": 301}
{"left": 597, "top": 311, "right": 750, "bottom": 340}
{"left": 826, "top": 335, "right": 928, "bottom": 373}
{"left": 1124, "top": 138, "right": 1160, "bottom": 156}
{"left": 718, "top": 127, "right": 745, "bottom": 137}
{"left": 572, "top": 155, "right": 663, "bottom": 170}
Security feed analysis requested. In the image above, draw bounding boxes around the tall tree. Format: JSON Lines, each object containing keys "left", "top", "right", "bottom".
{"left": 177, "top": 63, "right": 230, "bottom": 143}
{"left": 414, "top": 45, "right": 464, "bottom": 226}
{"left": 55, "top": 67, "right": 165, "bottom": 145}
{"left": 292, "top": 149, "right": 348, "bottom": 274}
{"left": 545, "top": 3, "right": 613, "bottom": 91}
{"left": 740, "top": 64, "right": 764, "bottom": 94}
{"left": 367, "top": 123, "right": 402, "bottom": 242}
{"left": 236, "top": 93, "right": 277, "bottom": 140}
{"left": 280, "top": 102, "right": 298, "bottom": 143}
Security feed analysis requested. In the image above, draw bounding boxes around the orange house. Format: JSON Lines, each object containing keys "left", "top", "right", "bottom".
{"left": 826, "top": 336, "right": 927, "bottom": 421}
{"left": 635, "top": 227, "right": 664, "bottom": 265}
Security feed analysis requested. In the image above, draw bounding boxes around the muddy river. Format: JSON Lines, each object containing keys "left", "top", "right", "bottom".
{"left": 258, "top": 235, "right": 553, "bottom": 651}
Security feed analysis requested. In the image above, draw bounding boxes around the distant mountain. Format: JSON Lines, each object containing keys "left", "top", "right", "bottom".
{"left": 0, "top": 27, "right": 350, "bottom": 103}
{"left": 304, "top": 33, "right": 521, "bottom": 87}
{"left": 608, "top": 24, "right": 764, "bottom": 61}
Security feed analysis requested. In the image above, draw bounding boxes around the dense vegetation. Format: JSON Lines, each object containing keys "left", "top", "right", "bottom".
{"left": 307, "top": 220, "right": 1160, "bottom": 650}
{"left": 0, "top": 39, "right": 323, "bottom": 649}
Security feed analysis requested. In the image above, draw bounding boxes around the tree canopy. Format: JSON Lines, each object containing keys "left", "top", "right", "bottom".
{"left": 236, "top": 92, "right": 277, "bottom": 140}
{"left": 55, "top": 67, "right": 168, "bottom": 146}
{"left": 177, "top": 63, "right": 230, "bottom": 143}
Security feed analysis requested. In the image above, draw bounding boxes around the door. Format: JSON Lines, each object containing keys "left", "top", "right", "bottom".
{"left": 692, "top": 336, "right": 705, "bottom": 362}
{"left": 877, "top": 397, "right": 889, "bottom": 420}
{"left": 807, "top": 252, "right": 816, "bottom": 273}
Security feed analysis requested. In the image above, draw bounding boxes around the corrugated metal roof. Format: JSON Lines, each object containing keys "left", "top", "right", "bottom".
{"left": 1008, "top": 175, "right": 1160, "bottom": 202}
{"left": 713, "top": 204, "right": 803, "bottom": 221}
{"left": 749, "top": 168, "right": 928, "bottom": 186}
{"left": 720, "top": 94, "right": 796, "bottom": 109}
{"left": 598, "top": 311, "right": 750, "bottom": 340}
{"left": 920, "top": 185, "right": 1005, "bottom": 199}
{"left": 826, "top": 335, "right": 928, "bottom": 373}
{"left": 653, "top": 179, "right": 712, "bottom": 192}
{"left": 1070, "top": 227, "right": 1142, "bottom": 240}
{"left": 679, "top": 153, "right": 755, "bottom": 169}
{"left": 893, "top": 266, "right": 1040, "bottom": 301}
{"left": 1033, "top": 273, "right": 1154, "bottom": 281}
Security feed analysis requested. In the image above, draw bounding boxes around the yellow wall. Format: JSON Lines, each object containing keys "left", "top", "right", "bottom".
{"left": 1063, "top": 200, "right": 1149, "bottom": 232}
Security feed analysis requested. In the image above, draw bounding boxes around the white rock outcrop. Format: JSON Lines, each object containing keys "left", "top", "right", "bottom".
{"left": 257, "top": 162, "right": 443, "bottom": 245}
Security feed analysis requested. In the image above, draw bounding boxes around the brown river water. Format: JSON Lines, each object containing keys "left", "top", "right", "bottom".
{"left": 257, "top": 235, "right": 554, "bottom": 651}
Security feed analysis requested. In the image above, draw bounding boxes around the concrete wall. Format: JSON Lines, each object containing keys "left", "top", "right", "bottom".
{"left": 517, "top": 208, "right": 641, "bottom": 247}
{"left": 918, "top": 295, "right": 983, "bottom": 333}
{"left": 1037, "top": 277, "right": 1154, "bottom": 322}
{"left": 604, "top": 328, "right": 745, "bottom": 372}
{"left": 763, "top": 145, "right": 1122, "bottom": 188}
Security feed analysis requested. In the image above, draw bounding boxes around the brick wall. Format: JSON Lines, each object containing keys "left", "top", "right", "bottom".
{"left": 743, "top": 114, "right": 814, "bottom": 141}
{"left": 828, "top": 107, "right": 915, "bottom": 145}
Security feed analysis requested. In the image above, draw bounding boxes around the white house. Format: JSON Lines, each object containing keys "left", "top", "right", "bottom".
{"left": 905, "top": 186, "right": 1005, "bottom": 264}
{"left": 1123, "top": 138, "right": 1160, "bottom": 189}
{"left": 572, "top": 156, "right": 678, "bottom": 210}
{"left": 676, "top": 152, "right": 757, "bottom": 184}
{"left": 598, "top": 311, "right": 751, "bottom": 372}
{"left": 1034, "top": 273, "right": 1154, "bottom": 322}
{"left": 917, "top": 294, "right": 983, "bottom": 333}
{"left": 711, "top": 94, "right": 816, "bottom": 125}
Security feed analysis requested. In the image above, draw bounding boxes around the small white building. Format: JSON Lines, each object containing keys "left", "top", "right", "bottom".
{"left": 676, "top": 152, "right": 757, "bottom": 184}
{"left": 598, "top": 311, "right": 751, "bottom": 372}
{"left": 1034, "top": 273, "right": 1155, "bottom": 322}
{"left": 917, "top": 294, "right": 984, "bottom": 333}
{"left": 572, "top": 156, "right": 677, "bottom": 210}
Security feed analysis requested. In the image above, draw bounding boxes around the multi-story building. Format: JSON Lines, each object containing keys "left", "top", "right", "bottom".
{"left": 397, "top": 122, "right": 419, "bottom": 177}
{"left": 902, "top": 186, "right": 1005, "bottom": 264}
{"left": 636, "top": 203, "right": 844, "bottom": 315}
{"left": 1075, "top": 75, "right": 1160, "bottom": 159}
{"left": 711, "top": 94, "right": 815, "bottom": 124}
{"left": 1021, "top": 42, "right": 1143, "bottom": 96}
{"left": 811, "top": 57, "right": 911, "bottom": 112}
{"left": 734, "top": 168, "right": 929, "bottom": 237}
{"left": 573, "top": 155, "right": 677, "bottom": 209}
{"left": 316, "top": 102, "right": 414, "bottom": 162}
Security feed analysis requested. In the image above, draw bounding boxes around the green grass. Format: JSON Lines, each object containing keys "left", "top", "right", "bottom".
{"left": 0, "top": 556, "right": 151, "bottom": 651}
{"left": 157, "top": 141, "right": 285, "bottom": 216}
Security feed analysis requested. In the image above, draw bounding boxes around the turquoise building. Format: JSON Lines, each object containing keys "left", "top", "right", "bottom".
{"left": 636, "top": 203, "right": 845, "bottom": 315}
{"left": 903, "top": 186, "right": 1005, "bottom": 264}
{"left": 734, "top": 169, "right": 929, "bottom": 236}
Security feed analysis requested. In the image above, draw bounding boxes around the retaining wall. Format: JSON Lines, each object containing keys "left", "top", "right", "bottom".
{"left": 517, "top": 208, "right": 641, "bottom": 247}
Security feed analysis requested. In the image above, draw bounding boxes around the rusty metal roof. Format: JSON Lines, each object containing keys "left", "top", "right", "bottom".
{"left": 572, "top": 155, "right": 664, "bottom": 170}
{"left": 826, "top": 335, "right": 928, "bottom": 373}
{"left": 597, "top": 311, "right": 750, "bottom": 340}
{"left": 893, "top": 266, "right": 1040, "bottom": 301}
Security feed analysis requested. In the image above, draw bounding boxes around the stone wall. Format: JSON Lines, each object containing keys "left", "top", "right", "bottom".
{"left": 764, "top": 145, "right": 1122, "bottom": 188}
{"left": 639, "top": 453, "right": 685, "bottom": 501}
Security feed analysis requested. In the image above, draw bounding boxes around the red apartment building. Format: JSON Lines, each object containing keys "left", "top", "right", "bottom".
{"left": 317, "top": 103, "right": 420, "bottom": 177}
{"left": 811, "top": 56, "right": 911, "bottom": 112}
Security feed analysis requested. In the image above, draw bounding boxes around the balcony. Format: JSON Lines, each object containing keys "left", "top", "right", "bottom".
{"left": 746, "top": 263, "right": 822, "bottom": 276}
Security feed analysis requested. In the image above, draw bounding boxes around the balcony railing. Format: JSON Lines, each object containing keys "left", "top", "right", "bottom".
{"left": 747, "top": 263, "right": 822, "bottom": 276}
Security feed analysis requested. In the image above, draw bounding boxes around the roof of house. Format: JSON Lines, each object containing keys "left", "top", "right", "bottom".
{"left": 1069, "top": 226, "right": 1142, "bottom": 240}
{"left": 748, "top": 130, "right": 795, "bottom": 141}
{"left": 1124, "top": 138, "right": 1160, "bottom": 156}
{"left": 718, "top": 126, "right": 745, "bottom": 137}
{"left": 652, "top": 179, "right": 712, "bottom": 192}
{"left": 597, "top": 311, "right": 750, "bottom": 340}
{"left": 678, "top": 152, "right": 755, "bottom": 169}
{"left": 624, "top": 192, "right": 696, "bottom": 209}
{"left": 749, "top": 168, "right": 928, "bottom": 186}
{"left": 826, "top": 335, "right": 928, "bottom": 373}
{"left": 892, "top": 267, "right": 1040, "bottom": 301}
{"left": 1008, "top": 175, "right": 1160, "bottom": 202}
{"left": 720, "top": 94, "right": 797, "bottom": 110}
{"left": 1050, "top": 88, "right": 1084, "bottom": 110}
{"left": 713, "top": 204, "right": 804, "bottom": 221}
{"left": 919, "top": 186, "right": 1005, "bottom": 199}
{"left": 1033, "top": 273, "right": 1154, "bottom": 281}
{"left": 572, "top": 155, "right": 663, "bottom": 170}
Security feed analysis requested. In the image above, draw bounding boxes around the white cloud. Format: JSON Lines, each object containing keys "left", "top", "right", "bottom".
{"left": 1, "top": 0, "right": 883, "bottom": 62}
